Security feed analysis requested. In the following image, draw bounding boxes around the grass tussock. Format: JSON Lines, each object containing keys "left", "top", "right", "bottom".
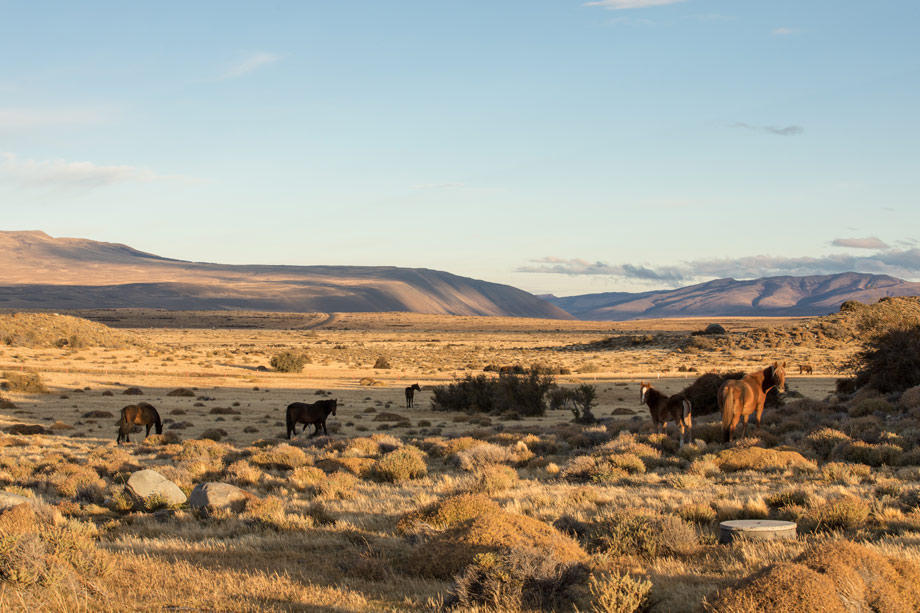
{"left": 1, "top": 371, "right": 48, "bottom": 394}
{"left": 715, "top": 446, "right": 816, "bottom": 473}
{"left": 372, "top": 446, "right": 427, "bottom": 482}
{"left": 708, "top": 540, "right": 920, "bottom": 613}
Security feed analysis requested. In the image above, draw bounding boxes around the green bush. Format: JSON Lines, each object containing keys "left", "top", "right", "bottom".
{"left": 269, "top": 350, "right": 310, "bottom": 373}
{"left": 432, "top": 372, "right": 556, "bottom": 417}
{"left": 852, "top": 326, "right": 920, "bottom": 393}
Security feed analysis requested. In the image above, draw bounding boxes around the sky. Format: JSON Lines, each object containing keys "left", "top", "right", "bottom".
{"left": 0, "top": 0, "right": 918, "bottom": 297}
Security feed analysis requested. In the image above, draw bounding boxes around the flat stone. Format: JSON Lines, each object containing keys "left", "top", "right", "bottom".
{"left": 719, "top": 519, "right": 797, "bottom": 544}
{"left": 0, "top": 491, "right": 38, "bottom": 511}
{"left": 125, "top": 469, "right": 187, "bottom": 509}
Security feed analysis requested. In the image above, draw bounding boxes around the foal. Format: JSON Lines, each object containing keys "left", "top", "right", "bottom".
{"left": 640, "top": 383, "right": 692, "bottom": 448}
{"left": 405, "top": 383, "right": 421, "bottom": 409}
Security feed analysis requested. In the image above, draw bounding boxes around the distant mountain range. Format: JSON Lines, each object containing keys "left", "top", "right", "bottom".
{"left": 0, "top": 231, "right": 572, "bottom": 319}
{"left": 545, "top": 273, "right": 920, "bottom": 320}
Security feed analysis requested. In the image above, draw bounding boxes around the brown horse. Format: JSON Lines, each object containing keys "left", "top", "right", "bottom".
{"left": 286, "top": 398, "right": 337, "bottom": 439}
{"left": 718, "top": 362, "right": 786, "bottom": 442}
{"left": 798, "top": 364, "right": 814, "bottom": 375}
{"left": 116, "top": 402, "right": 162, "bottom": 444}
{"left": 405, "top": 383, "right": 421, "bottom": 409}
{"left": 640, "top": 383, "right": 693, "bottom": 448}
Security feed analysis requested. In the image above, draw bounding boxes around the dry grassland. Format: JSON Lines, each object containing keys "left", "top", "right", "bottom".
{"left": 0, "top": 307, "right": 917, "bottom": 612}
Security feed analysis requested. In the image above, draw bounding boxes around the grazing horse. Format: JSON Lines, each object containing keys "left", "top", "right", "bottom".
{"left": 116, "top": 402, "right": 162, "bottom": 444}
{"left": 286, "top": 398, "right": 337, "bottom": 439}
{"left": 718, "top": 362, "right": 786, "bottom": 442}
{"left": 405, "top": 383, "right": 421, "bottom": 409}
{"left": 798, "top": 364, "right": 814, "bottom": 375}
{"left": 640, "top": 383, "right": 693, "bottom": 448}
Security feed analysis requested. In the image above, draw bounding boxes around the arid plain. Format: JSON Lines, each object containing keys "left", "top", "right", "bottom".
{"left": 1, "top": 306, "right": 918, "bottom": 612}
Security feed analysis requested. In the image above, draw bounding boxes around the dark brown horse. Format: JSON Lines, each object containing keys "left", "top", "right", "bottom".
{"left": 640, "top": 383, "right": 693, "bottom": 448}
{"left": 286, "top": 398, "right": 337, "bottom": 439}
{"left": 116, "top": 402, "right": 162, "bottom": 444}
{"left": 798, "top": 364, "right": 814, "bottom": 375}
{"left": 718, "top": 362, "right": 786, "bottom": 442}
{"left": 405, "top": 383, "right": 421, "bottom": 409}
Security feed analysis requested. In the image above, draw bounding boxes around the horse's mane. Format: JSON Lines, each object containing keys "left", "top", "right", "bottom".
{"left": 644, "top": 385, "right": 665, "bottom": 404}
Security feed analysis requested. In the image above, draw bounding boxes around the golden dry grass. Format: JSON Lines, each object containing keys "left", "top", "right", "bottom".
{"left": 0, "top": 309, "right": 916, "bottom": 611}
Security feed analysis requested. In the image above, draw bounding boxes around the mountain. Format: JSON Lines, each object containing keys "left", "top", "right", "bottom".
{"left": 0, "top": 231, "right": 572, "bottom": 319}
{"left": 547, "top": 273, "right": 920, "bottom": 320}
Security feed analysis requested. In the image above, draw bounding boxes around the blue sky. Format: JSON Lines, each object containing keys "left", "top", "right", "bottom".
{"left": 1, "top": 0, "right": 918, "bottom": 296}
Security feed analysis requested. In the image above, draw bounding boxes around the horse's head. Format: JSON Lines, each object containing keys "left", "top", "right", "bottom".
{"left": 413, "top": 383, "right": 422, "bottom": 392}
{"left": 640, "top": 382, "right": 651, "bottom": 404}
{"left": 328, "top": 399, "right": 337, "bottom": 417}
{"left": 771, "top": 361, "right": 786, "bottom": 394}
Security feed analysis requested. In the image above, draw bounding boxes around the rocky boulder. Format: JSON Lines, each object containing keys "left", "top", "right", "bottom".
{"left": 0, "top": 490, "right": 38, "bottom": 512}
{"left": 188, "top": 482, "right": 255, "bottom": 516}
{"left": 125, "top": 469, "right": 187, "bottom": 510}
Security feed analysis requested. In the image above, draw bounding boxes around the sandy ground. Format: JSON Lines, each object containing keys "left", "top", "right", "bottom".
{"left": 0, "top": 312, "right": 843, "bottom": 446}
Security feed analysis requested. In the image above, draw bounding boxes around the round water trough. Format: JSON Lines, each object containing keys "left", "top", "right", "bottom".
{"left": 719, "top": 519, "right": 796, "bottom": 544}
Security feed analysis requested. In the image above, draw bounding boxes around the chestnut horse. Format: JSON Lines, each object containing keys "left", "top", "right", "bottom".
{"left": 718, "top": 362, "right": 786, "bottom": 442}
{"left": 286, "top": 398, "right": 337, "bottom": 439}
{"left": 405, "top": 383, "right": 421, "bottom": 409}
{"left": 116, "top": 402, "right": 162, "bottom": 444}
{"left": 640, "top": 383, "right": 693, "bottom": 448}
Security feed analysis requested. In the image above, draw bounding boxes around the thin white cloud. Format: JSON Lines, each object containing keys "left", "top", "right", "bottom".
{"left": 832, "top": 237, "right": 890, "bottom": 250}
{"left": 518, "top": 249, "right": 920, "bottom": 284}
{"left": 771, "top": 27, "right": 799, "bottom": 36}
{"left": 732, "top": 122, "right": 804, "bottom": 136}
{"left": 0, "top": 106, "right": 108, "bottom": 129}
{"left": 0, "top": 152, "right": 185, "bottom": 190}
{"left": 586, "top": 0, "right": 685, "bottom": 8}
{"left": 410, "top": 182, "right": 465, "bottom": 191}
{"left": 221, "top": 52, "right": 283, "bottom": 80}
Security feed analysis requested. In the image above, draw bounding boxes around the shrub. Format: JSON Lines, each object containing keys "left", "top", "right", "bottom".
{"left": 715, "top": 446, "right": 816, "bottom": 473}
{"left": 709, "top": 540, "right": 920, "bottom": 613}
{"left": 813, "top": 497, "right": 870, "bottom": 531}
{"left": 820, "top": 462, "right": 871, "bottom": 485}
{"left": 852, "top": 325, "right": 920, "bottom": 393}
{"left": 1, "top": 371, "right": 47, "bottom": 394}
{"left": 678, "top": 502, "right": 717, "bottom": 524}
{"left": 407, "top": 505, "right": 587, "bottom": 579}
{"left": 373, "top": 446, "right": 427, "bottom": 482}
{"left": 398, "top": 493, "right": 500, "bottom": 533}
{"left": 680, "top": 372, "right": 743, "bottom": 416}
{"left": 0, "top": 503, "right": 109, "bottom": 590}
{"left": 900, "top": 385, "right": 920, "bottom": 410}
{"left": 269, "top": 350, "right": 310, "bottom": 373}
{"left": 588, "top": 571, "right": 653, "bottom": 613}
{"left": 373, "top": 356, "right": 391, "bottom": 369}
{"left": 806, "top": 428, "right": 851, "bottom": 460}
{"left": 432, "top": 372, "right": 556, "bottom": 417}
{"left": 832, "top": 440, "right": 903, "bottom": 467}
{"left": 569, "top": 384, "right": 598, "bottom": 424}
{"left": 461, "top": 465, "right": 519, "bottom": 494}
{"left": 849, "top": 397, "right": 895, "bottom": 417}
{"left": 447, "top": 548, "right": 590, "bottom": 612}
{"left": 588, "top": 510, "right": 697, "bottom": 559}
{"left": 250, "top": 444, "right": 310, "bottom": 470}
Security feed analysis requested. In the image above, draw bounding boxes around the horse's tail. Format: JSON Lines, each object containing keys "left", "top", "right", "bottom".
{"left": 153, "top": 409, "right": 163, "bottom": 435}
{"left": 682, "top": 398, "right": 692, "bottom": 428}
{"left": 719, "top": 385, "right": 735, "bottom": 443}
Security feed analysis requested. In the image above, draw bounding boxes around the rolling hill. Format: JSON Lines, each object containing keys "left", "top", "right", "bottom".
{"left": 546, "top": 273, "right": 920, "bottom": 320}
{"left": 0, "top": 231, "right": 572, "bottom": 319}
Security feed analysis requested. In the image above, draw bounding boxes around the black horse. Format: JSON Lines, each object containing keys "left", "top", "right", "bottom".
{"left": 405, "top": 383, "right": 422, "bottom": 409}
{"left": 286, "top": 398, "right": 337, "bottom": 439}
{"left": 116, "top": 402, "right": 162, "bottom": 444}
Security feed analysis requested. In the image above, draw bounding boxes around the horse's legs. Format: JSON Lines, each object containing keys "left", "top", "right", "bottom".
{"left": 322, "top": 420, "right": 328, "bottom": 436}
{"left": 740, "top": 415, "right": 750, "bottom": 439}
{"left": 729, "top": 412, "right": 742, "bottom": 442}
{"left": 755, "top": 407, "right": 764, "bottom": 431}
{"left": 145, "top": 423, "right": 152, "bottom": 438}
{"left": 677, "top": 420, "right": 685, "bottom": 448}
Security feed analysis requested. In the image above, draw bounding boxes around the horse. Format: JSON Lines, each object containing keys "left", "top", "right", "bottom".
{"left": 286, "top": 398, "right": 337, "bottom": 439}
{"left": 405, "top": 383, "right": 421, "bottom": 409}
{"left": 116, "top": 402, "right": 162, "bottom": 444}
{"left": 640, "top": 383, "right": 693, "bottom": 448}
{"left": 798, "top": 364, "right": 814, "bottom": 375}
{"left": 718, "top": 362, "right": 786, "bottom": 442}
